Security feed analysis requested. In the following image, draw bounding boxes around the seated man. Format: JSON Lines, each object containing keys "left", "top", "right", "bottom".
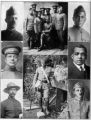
{"left": 38, "top": 16, "right": 52, "bottom": 51}
{"left": 68, "top": 44, "right": 90, "bottom": 79}
{"left": 68, "top": 5, "right": 90, "bottom": 42}
{"left": 1, "top": 82, "right": 22, "bottom": 118}
{"left": 58, "top": 82, "right": 90, "bottom": 119}
{"left": 1, "top": 6, "right": 23, "bottom": 41}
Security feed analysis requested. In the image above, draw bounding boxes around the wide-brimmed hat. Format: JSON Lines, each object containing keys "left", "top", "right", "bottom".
{"left": 4, "top": 82, "right": 20, "bottom": 93}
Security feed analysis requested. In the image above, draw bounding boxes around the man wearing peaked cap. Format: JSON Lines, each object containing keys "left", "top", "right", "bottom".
{"left": 1, "top": 44, "right": 22, "bottom": 79}
{"left": 1, "top": 6, "right": 23, "bottom": 41}
{"left": 1, "top": 82, "right": 22, "bottom": 118}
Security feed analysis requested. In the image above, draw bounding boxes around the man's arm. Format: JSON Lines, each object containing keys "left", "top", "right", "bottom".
{"left": 63, "top": 14, "right": 67, "bottom": 31}
{"left": 34, "top": 18, "right": 38, "bottom": 34}
{"left": 33, "top": 68, "right": 38, "bottom": 88}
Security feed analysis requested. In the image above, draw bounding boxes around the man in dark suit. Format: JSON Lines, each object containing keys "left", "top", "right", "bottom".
{"left": 1, "top": 6, "right": 23, "bottom": 41}
{"left": 68, "top": 44, "right": 90, "bottom": 79}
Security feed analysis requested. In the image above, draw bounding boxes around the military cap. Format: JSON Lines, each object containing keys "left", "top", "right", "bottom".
{"left": 6, "top": 6, "right": 17, "bottom": 17}
{"left": 31, "top": 3, "right": 37, "bottom": 7}
{"left": 73, "top": 82, "right": 83, "bottom": 89}
{"left": 2, "top": 45, "right": 21, "bottom": 55}
{"left": 52, "top": 5, "right": 58, "bottom": 9}
{"left": 4, "top": 82, "right": 20, "bottom": 93}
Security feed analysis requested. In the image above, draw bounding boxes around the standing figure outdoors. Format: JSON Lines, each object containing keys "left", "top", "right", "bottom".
{"left": 58, "top": 82, "right": 90, "bottom": 119}
{"left": 34, "top": 11, "right": 43, "bottom": 48}
{"left": 1, "top": 82, "right": 22, "bottom": 118}
{"left": 1, "top": 6, "right": 23, "bottom": 41}
{"left": 26, "top": 8, "right": 35, "bottom": 49}
{"left": 68, "top": 5, "right": 90, "bottom": 42}
{"left": 33, "top": 58, "right": 53, "bottom": 117}
{"left": 31, "top": 4, "right": 37, "bottom": 16}
{"left": 1, "top": 44, "right": 22, "bottom": 79}
{"left": 68, "top": 44, "right": 90, "bottom": 79}
{"left": 55, "top": 6, "right": 67, "bottom": 50}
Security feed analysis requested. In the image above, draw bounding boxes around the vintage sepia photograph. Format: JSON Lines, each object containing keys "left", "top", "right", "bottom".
{"left": 1, "top": 2, "right": 24, "bottom": 41}
{"left": 68, "top": 42, "right": 90, "bottom": 79}
{"left": 58, "top": 80, "right": 90, "bottom": 119}
{"left": 23, "top": 55, "right": 68, "bottom": 118}
{"left": 68, "top": 2, "right": 90, "bottom": 42}
{"left": 1, "top": 79, "right": 23, "bottom": 118}
{"left": 23, "top": 2, "right": 68, "bottom": 55}
{"left": 1, "top": 41, "right": 23, "bottom": 79}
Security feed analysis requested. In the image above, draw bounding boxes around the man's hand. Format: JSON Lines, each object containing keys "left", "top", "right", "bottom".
{"left": 19, "top": 113, "right": 23, "bottom": 119}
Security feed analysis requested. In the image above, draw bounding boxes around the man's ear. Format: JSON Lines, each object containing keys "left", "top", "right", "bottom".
{"left": 71, "top": 54, "right": 74, "bottom": 60}
{"left": 5, "top": 18, "right": 7, "bottom": 23}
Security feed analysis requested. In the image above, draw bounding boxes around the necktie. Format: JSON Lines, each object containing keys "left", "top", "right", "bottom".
{"left": 80, "top": 66, "right": 84, "bottom": 71}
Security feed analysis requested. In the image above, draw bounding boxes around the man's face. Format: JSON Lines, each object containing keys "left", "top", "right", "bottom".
{"left": 6, "top": 15, "right": 18, "bottom": 29}
{"left": 73, "top": 12, "right": 86, "bottom": 27}
{"left": 32, "top": 6, "right": 36, "bottom": 11}
{"left": 58, "top": 7, "right": 62, "bottom": 14}
{"left": 38, "top": 12, "right": 41, "bottom": 18}
{"left": 5, "top": 54, "right": 18, "bottom": 67}
{"left": 53, "top": 8, "right": 57, "bottom": 13}
{"left": 74, "top": 87, "right": 83, "bottom": 99}
{"left": 8, "top": 88, "right": 17, "bottom": 98}
{"left": 71, "top": 47, "right": 86, "bottom": 65}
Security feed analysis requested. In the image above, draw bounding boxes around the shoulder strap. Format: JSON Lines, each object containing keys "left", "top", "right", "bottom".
{"left": 41, "top": 67, "right": 49, "bottom": 83}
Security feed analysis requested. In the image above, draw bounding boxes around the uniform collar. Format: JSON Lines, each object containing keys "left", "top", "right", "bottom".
{"left": 4, "top": 65, "right": 17, "bottom": 71}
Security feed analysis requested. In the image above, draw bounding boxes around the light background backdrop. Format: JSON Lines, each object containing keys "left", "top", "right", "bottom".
{"left": 68, "top": 2, "right": 90, "bottom": 34}
{"left": 1, "top": 2, "right": 24, "bottom": 34}
{"left": 1, "top": 79, "right": 23, "bottom": 108}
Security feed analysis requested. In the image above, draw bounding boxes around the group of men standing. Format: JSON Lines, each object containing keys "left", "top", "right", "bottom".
{"left": 26, "top": 3, "right": 67, "bottom": 51}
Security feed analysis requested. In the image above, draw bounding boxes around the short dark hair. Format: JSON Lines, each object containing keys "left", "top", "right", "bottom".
{"left": 73, "top": 5, "right": 86, "bottom": 18}
{"left": 73, "top": 44, "right": 87, "bottom": 55}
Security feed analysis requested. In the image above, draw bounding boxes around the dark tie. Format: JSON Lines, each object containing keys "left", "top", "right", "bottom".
{"left": 80, "top": 66, "right": 84, "bottom": 71}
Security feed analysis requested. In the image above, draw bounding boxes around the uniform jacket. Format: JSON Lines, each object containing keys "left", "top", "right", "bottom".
{"left": 68, "top": 26, "right": 90, "bottom": 42}
{"left": 68, "top": 62, "right": 90, "bottom": 79}
{"left": 1, "top": 97, "right": 22, "bottom": 118}
{"left": 1, "top": 66, "right": 22, "bottom": 79}
{"left": 1, "top": 29, "right": 23, "bottom": 41}
{"left": 58, "top": 98, "right": 90, "bottom": 119}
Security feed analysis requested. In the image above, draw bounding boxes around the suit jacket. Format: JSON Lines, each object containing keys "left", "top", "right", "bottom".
{"left": 1, "top": 29, "right": 23, "bottom": 41}
{"left": 68, "top": 62, "right": 90, "bottom": 79}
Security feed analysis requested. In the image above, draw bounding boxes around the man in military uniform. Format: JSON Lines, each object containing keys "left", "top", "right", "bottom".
{"left": 58, "top": 82, "right": 90, "bottom": 119}
{"left": 1, "top": 44, "right": 22, "bottom": 79}
{"left": 26, "top": 8, "right": 35, "bottom": 49}
{"left": 51, "top": 5, "right": 59, "bottom": 48}
{"left": 1, "top": 82, "right": 22, "bottom": 118}
{"left": 68, "top": 5, "right": 90, "bottom": 42}
{"left": 55, "top": 6, "right": 67, "bottom": 50}
{"left": 40, "top": 8, "right": 46, "bottom": 22}
{"left": 33, "top": 58, "right": 53, "bottom": 117}
{"left": 1, "top": 6, "right": 23, "bottom": 41}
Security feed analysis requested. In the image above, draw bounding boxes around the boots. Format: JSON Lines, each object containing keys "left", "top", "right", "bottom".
{"left": 39, "top": 98, "right": 43, "bottom": 112}
{"left": 43, "top": 98, "right": 50, "bottom": 116}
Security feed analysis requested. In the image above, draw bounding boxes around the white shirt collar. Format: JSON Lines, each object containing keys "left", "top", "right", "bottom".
{"left": 73, "top": 62, "right": 85, "bottom": 71}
